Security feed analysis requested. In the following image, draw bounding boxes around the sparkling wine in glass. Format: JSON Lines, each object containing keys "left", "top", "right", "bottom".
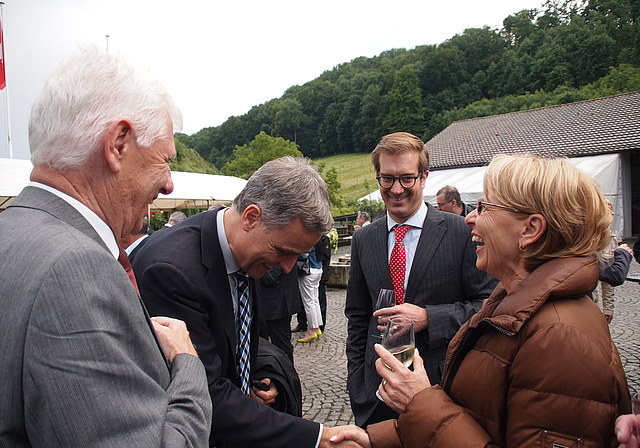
{"left": 381, "top": 317, "right": 415, "bottom": 367}
{"left": 373, "top": 289, "right": 396, "bottom": 340}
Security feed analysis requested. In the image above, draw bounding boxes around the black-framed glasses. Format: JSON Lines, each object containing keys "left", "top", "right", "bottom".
{"left": 436, "top": 200, "right": 453, "bottom": 208}
{"left": 377, "top": 175, "right": 421, "bottom": 189}
{"left": 477, "top": 200, "right": 528, "bottom": 214}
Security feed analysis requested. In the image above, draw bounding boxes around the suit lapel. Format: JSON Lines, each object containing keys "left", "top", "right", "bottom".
{"left": 405, "top": 204, "right": 447, "bottom": 303}
{"left": 202, "top": 208, "right": 237, "bottom": 360}
{"left": 372, "top": 220, "right": 393, "bottom": 290}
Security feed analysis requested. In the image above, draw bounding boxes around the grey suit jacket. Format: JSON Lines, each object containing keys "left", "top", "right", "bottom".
{"left": 0, "top": 186, "right": 212, "bottom": 448}
{"left": 345, "top": 204, "right": 498, "bottom": 427}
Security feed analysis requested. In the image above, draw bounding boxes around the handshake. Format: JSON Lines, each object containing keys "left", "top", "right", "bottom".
{"left": 322, "top": 426, "right": 369, "bottom": 448}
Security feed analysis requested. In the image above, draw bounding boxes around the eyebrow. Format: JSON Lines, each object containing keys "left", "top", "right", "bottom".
{"left": 275, "top": 246, "right": 300, "bottom": 256}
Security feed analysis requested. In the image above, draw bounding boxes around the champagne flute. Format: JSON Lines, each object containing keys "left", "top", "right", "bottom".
{"left": 381, "top": 317, "right": 415, "bottom": 368}
{"left": 373, "top": 289, "right": 396, "bottom": 340}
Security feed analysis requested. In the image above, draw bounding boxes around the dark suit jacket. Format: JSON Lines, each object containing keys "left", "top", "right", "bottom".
{"left": 127, "top": 234, "right": 150, "bottom": 264}
{"left": 0, "top": 186, "right": 211, "bottom": 448}
{"left": 132, "top": 208, "right": 320, "bottom": 448}
{"left": 256, "top": 267, "right": 301, "bottom": 321}
{"left": 345, "top": 204, "right": 498, "bottom": 427}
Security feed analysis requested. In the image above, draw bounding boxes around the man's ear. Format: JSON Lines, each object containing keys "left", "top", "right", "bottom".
{"left": 520, "top": 214, "right": 547, "bottom": 250}
{"left": 240, "top": 204, "right": 262, "bottom": 232}
{"left": 104, "top": 119, "right": 134, "bottom": 173}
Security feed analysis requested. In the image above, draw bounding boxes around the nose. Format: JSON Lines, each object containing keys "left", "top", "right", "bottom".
{"left": 464, "top": 208, "right": 477, "bottom": 227}
{"left": 281, "top": 256, "right": 298, "bottom": 274}
{"left": 160, "top": 171, "right": 174, "bottom": 195}
{"left": 390, "top": 180, "right": 405, "bottom": 195}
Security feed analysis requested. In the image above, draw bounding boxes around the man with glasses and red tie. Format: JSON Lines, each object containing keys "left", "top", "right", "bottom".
{"left": 345, "top": 132, "right": 497, "bottom": 429}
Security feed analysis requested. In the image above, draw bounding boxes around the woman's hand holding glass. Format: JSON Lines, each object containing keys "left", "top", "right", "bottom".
{"left": 374, "top": 343, "right": 431, "bottom": 414}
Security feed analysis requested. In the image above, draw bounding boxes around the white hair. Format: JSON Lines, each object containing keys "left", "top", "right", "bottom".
{"left": 28, "top": 45, "right": 181, "bottom": 170}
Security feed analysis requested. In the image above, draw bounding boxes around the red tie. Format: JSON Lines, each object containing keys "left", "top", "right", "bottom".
{"left": 389, "top": 225, "right": 410, "bottom": 304}
{"left": 118, "top": 246, "right": 140, "bottom": 294}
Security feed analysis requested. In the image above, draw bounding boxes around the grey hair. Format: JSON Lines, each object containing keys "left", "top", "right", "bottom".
{"left": 232, "top": 156, "right": 333, "bottom": 234}
{"left": 168, "top": 211, "right": 187, "bottom": 224}
{"left": 29, "top": 45, "right": 181, "bottom": 170}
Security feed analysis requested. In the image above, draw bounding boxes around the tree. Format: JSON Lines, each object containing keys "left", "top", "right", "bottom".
{"left": 355, "top": 83, "right": 384, "bottom": 153}
{"left": 382, "top": 65, "right": 425, "bottom": 136}
{"left": 315, "top": 163, "right": 343, "bottom": 209}
{"left": 170, "top": 139, "right": 219, "bottom": 174}
{"left": 273, "top": 98, "right": 305, "bottom": 143}
{"left": 222, "top": 132, "right": 303, "bottom": 179}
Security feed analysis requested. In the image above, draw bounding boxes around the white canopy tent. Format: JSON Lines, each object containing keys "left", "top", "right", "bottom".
{"left": 0, "top": 157, "right": 247, "bottom": 211}
{"left": 360, "top": 153, "right": 625, "bottom": 237}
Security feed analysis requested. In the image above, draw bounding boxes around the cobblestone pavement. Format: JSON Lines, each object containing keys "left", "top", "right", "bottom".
{"left": 293, "top": 249, "right": 640, "bottom": 426}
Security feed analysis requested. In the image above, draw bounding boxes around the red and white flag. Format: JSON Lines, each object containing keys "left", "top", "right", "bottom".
{"left": 0, "top": 13, "right": 6, "bottom": 90}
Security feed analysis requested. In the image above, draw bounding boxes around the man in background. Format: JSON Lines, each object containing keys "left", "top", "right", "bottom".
{"left": 345, "top": 132, "right": 497, "bottom": 428}
{"left": 0, "top": 46, "right": 211, "bottom": 447}
{"left": 436, "top": 185, "right": 476, "bottom": 216}
{"left": 159, "top": 210, "right": 187, "bottom": 230}
{"left": 355, "top": 211, "right": 371, "bottom": 230}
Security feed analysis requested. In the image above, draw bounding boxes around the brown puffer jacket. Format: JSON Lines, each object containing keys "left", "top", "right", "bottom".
{"left": 367, "top": 256, "right": 631, "bottom": 448}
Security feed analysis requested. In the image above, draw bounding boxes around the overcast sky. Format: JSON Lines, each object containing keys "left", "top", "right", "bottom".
{"left": 0, "top": 0, "right": 544, "bottom": 160}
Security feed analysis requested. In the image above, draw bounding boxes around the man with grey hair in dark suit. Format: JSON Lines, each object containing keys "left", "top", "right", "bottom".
{"left": 345, "top": 132, "right": 497, "bottom": 428}
{"left": 0, "top": 46, "right": 211, "bottom": 447}
{"left": 133, "top": 156, "right": 363, "bottom": 448}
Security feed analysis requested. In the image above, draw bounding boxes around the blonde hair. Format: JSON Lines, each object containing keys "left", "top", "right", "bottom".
{"left": 371, "top": 132, "right": 429, "bottom": 174}
{"left": 484, "top": 154, "right": 611, "bottom": 270}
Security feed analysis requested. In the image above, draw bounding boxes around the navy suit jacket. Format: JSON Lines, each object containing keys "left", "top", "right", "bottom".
{"left": 133, "top": 208, "right": 320, "bottom": 448}
{"left": 345, "top": 204, "right": 498, "bottom": 427}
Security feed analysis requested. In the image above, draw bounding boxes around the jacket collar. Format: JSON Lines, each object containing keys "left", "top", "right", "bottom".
{"left": 471, "top": 256, "right": 600, "bottom": 335}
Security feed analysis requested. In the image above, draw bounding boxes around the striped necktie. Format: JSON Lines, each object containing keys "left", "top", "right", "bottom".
{"left": 234, "top": 271, "right": 251, "bottom": 395}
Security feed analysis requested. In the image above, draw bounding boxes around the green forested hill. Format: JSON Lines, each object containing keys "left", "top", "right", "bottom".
{"left": 176, "top": 0, "right": 640, "bottom": 171}
{"left": 173, "top": 0, "right": 640, "bottom": 214}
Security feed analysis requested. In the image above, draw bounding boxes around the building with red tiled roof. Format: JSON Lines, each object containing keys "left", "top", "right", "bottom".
{"left": 424, "top": 91, "right": 640, "bottom": 238}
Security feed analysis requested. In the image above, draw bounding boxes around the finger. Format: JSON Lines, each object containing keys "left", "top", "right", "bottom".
{"left": 374, "top": 343, "right": 403, "bottom": 369}
{"left": 413, "top": 348, "right": 426, "bottom": 374}
{"left": 374, "top": 344, "right": 405, "bottom": 377}
{"left": 150, "top": 316, "right": 174, "bottom": 327}
{"left": 616, "top": 417, "right": 633, "bottom": 443}
{"left": 373, "top": 307, "right": 395, "bottom": 318}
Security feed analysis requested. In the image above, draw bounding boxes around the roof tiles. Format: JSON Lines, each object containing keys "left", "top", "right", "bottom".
{"left": 427, "top": 91, "right": 640, "bottom": 169}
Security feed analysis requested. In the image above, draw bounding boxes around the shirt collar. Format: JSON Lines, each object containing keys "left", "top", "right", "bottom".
{"left": 216, "top": 207, "right": 241, "bottom": 274}
{"left": 386, "top": 201, "right": 428, "bottom": 232}
{"left": 29, "top": 181, "right": 119, "bottom": 259}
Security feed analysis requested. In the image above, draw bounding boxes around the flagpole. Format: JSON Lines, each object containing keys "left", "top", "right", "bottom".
{"left": 0, "top": 2, "right": 12, "bottom": 159}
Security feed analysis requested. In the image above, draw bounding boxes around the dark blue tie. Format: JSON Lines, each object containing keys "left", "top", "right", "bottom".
{"left": 234, "top": 271, "right": 251, "bottom": 395}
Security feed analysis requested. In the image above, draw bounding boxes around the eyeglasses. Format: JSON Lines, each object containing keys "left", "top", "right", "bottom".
{"left": 377, "top": 175, "right": 421, "bottom": 189}
{"left": 436, "top": 200, "right": 452, "bottom": 208}
{"left": 476, "top": 200, "right": 528, "bottom": 214}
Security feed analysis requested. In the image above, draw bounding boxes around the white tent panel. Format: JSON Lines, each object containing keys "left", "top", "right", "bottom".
{"left": 152, "top": 171, "right": 247, "bottom": 210}
{"left": 0, "top": 157, "right": 247, "bottom": 211}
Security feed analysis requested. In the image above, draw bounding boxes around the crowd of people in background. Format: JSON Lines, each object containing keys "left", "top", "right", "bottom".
{"left": 2, "top": 45, "right": 640, "bottom": 448}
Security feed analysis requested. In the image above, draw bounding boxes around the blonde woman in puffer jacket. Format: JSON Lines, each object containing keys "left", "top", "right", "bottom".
{"left": 332, "top": 154, "right": 630, "bottom": 448}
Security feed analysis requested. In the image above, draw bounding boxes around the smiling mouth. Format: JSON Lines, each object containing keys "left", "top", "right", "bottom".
{"left": 388, "top": 194, "right": 408, "bottom": 202}
{"left": 472, "top": 235, "right": 485, "bottom": 246}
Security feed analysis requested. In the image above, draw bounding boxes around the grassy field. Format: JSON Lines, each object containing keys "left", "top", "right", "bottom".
{"left": 315, "top": 153, "right": 378, "bottom": 213}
